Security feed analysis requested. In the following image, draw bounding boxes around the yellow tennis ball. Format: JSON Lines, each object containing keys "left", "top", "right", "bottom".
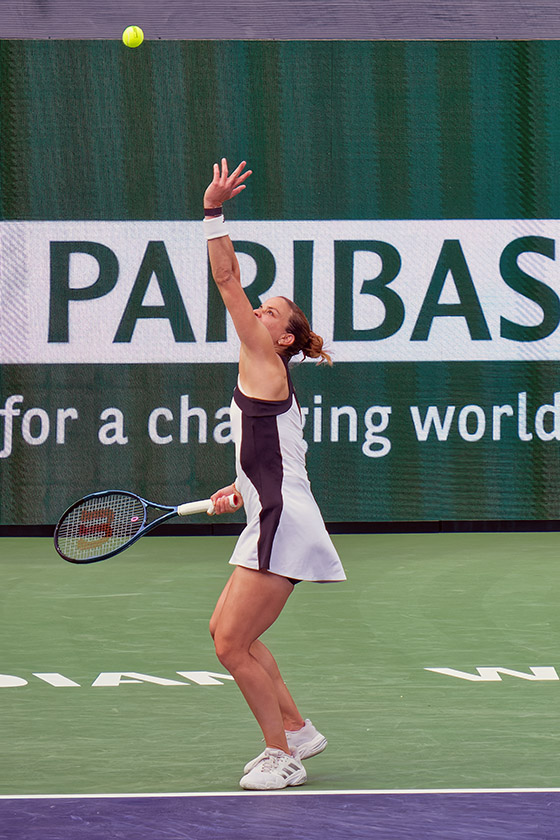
{"left": 122, "top": 26, "right": 144, "bottom": 48}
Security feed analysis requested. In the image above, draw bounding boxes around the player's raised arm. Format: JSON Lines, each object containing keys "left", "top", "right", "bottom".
{"left": 203, "top": 159, "right": 274, "bottom": 356}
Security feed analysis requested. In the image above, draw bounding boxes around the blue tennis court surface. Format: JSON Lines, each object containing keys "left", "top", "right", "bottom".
{"left": 2, "top": 790, "right": 560, "bottom": 839}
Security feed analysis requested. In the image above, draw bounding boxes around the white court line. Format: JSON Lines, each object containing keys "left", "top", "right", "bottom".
{"left": 2, "top": 788, "right": 560, "bottom": 800}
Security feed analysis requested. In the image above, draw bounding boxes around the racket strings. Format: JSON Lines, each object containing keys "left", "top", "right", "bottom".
{"left": 56, "top": 493, "right": 145, "bottom": 561}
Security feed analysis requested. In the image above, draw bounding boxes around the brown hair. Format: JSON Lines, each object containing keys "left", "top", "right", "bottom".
{"left": 280, "top": 297, "right": 333, "bottom": 365}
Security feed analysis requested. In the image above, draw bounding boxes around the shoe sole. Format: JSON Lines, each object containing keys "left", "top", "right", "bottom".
{"left": 240, "top": 770, "right": 307, "bottom": 791}
{"left": 297, "top": 735, "right": 328, "bottom": 760}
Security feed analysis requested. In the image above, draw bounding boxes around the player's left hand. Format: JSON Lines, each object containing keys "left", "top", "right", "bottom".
{"left": 209, "top": 483, "right": 244, "bottom": 515}
{"left": 204, "top": 159, "right": 252, "bottom": 209}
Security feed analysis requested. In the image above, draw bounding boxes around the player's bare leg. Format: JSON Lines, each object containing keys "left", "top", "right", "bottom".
{"left": 210, "top": 571, "right": 304, "bottom": 732}
{"left": 249, "top": 640, "right": 305, "bottom": 731}
{"left": 210, "top": 566, "right": 296, "bottom": 752}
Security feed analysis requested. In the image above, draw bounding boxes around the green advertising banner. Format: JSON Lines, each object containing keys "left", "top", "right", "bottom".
{"left": 1, "top": 40, "right": 559, "bottom": 524}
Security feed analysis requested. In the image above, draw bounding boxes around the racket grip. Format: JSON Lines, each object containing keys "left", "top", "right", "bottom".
{"left": 177, "top": 493, "right": 239, "bottom": 517}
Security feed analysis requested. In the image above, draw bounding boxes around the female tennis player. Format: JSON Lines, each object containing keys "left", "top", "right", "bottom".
{"left": 204, "top": 159, "right": 346, "bottom": 791}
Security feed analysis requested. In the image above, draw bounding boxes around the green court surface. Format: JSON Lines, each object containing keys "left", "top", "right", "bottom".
{"left": 1, "top": 532, "right": 559, "bottom": 796}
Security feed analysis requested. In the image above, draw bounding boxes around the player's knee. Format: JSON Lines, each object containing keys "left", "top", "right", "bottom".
{"left": 213, "top": 632, "right": 241, "bottom": 671}
{"left": 209, "top": 616, "right": 217, "bottom": 640}
{"left": 213, "top": 636, "right": 233, "bottom": 668}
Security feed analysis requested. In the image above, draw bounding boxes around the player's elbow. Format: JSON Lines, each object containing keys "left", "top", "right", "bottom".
{"left": 212, "top": 268, "right": 236, "bottom": 287}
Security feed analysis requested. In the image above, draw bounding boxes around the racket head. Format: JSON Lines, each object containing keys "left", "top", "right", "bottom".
{"left": 54, "top": 491, "right": 148, "bottom": 564}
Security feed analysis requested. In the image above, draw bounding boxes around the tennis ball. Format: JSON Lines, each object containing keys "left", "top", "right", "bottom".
{"left": 122, "top": 26, "right": 144, "bottom": 48}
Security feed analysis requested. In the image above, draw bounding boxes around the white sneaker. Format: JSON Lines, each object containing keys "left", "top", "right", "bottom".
{"left": 239, "top": 748, "right": 307, "bottom": 791}
{"left": 243, "top": 719, "right": 327, "bottom": 775}
{"left": 287, "top": 719, "right": 328, "bottom": 760}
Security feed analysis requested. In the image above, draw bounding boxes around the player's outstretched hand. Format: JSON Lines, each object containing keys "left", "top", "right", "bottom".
{"left": 204, "top": 159, "right": 252, "bottom": 209}
{"left": 209, "top": 483, "right": 244, "bottom": 515}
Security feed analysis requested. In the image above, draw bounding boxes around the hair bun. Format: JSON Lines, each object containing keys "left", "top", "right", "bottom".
{"left": 281, "top": 298, "right": 333, "bottom": 366}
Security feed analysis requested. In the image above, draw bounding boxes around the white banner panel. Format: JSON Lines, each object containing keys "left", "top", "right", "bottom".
{"left": 1, "top": 219, "right": 559, "bottom": 364}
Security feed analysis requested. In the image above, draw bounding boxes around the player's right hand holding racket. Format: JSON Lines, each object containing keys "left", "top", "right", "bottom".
{"left": 211, "top": 484, "right": 244, "bottom": 515}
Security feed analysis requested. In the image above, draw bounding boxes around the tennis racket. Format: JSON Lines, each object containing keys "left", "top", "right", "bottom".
{"left": 54, "top": 490, "right": 239, "bottom": 564}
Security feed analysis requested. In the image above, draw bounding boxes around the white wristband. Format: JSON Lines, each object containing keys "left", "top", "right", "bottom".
{"left": 203, "top": 215, "right": 229, "bottom": 240}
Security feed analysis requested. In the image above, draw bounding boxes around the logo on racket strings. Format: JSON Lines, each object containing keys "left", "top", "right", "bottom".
{"left": 76, "top": 507, "right": 115, "bottom": 550}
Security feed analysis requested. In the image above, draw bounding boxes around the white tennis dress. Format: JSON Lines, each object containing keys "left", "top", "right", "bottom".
{"left": 228, "top": 362, "right": 346, "bottom": 583}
